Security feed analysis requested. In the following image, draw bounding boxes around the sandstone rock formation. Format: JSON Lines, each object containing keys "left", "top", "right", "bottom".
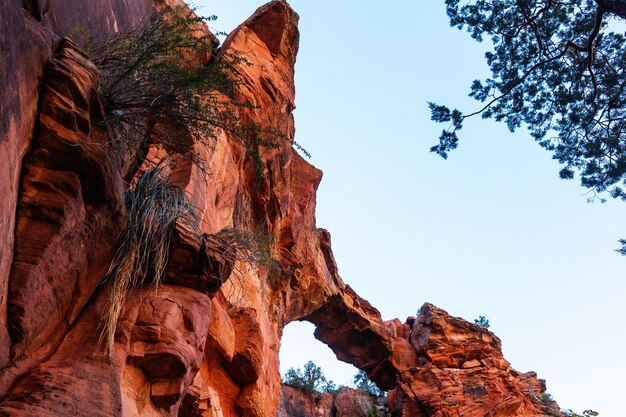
{"left": 276, "top": 386, "right": 335, "bottom": 417}
{"left": 0, "top": 0, "right": 563, "bottom": 416}
{"left": 0, "top": 0, "right": 155, "bottom": 369}
{"left": 385, "top": 303, "right": 561, "bottom": 417}
{"left": 276, "top": 386, "right": 378, "bottom": 417}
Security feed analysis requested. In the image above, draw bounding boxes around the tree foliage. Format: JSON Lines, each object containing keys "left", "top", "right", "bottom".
{"left": 283, "top": 361, "right": 338, "bottom": 394}
{"left": 87, "top": 7, "right": 281, "bottom": 180}
{"left": 323, "top": 380, "right": 341, "bottom": 395}
{"left": 563, "top": 409, "right": 599, "bottom": 417}
{"left": 474, "top": 315, "right": 491, "bottom": 329}
{"left": 430, "top": 0, "right": 626, "bottom": 206}
{"left": 353, "top": 370, "right": 383, "bottom": 397}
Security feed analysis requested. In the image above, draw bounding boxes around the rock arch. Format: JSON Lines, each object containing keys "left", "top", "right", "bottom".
{"left": 0, "top": 1, "right": 562, "bottom": 416}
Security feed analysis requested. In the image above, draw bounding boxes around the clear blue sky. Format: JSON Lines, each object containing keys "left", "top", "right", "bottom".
{"left": 198, "top": 1, "right": 626, "bottom": 415}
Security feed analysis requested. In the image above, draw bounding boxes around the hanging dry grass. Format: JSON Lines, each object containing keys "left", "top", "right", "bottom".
{"left": 216, "top": 226, "right": 276, "bottom": 267}
{"left": 101, "top": 166, "right": 198, "bottom": 353}
{"left": 216, "top": 224, "right": 284, "bottom": 301}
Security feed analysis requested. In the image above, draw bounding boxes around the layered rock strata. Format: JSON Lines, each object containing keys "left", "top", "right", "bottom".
{"left": 385, "top": 304, "right": 560, "bottom": 417}
{"left": 0, "top": 1, "right": 562, "bottom": 416}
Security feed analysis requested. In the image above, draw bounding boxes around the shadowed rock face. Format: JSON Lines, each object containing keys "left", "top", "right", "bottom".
{"left": 276, "top": 386, "right": 377, "bottom": 417}
{"left": 0, "top": 0, "right": 156, "bottom": 370}
{"left": 0, "top": 1, "right": 562, "bottom": 416}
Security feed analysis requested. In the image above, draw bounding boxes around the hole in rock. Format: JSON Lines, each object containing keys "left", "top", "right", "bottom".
{"left": 280, "top": 321, "right": 358, "bottom": 389}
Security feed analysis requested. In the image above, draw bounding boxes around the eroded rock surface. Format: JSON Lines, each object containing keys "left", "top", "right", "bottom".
{"left": 386, "top": 304, "right": 559, "bottom": 417}
{"left": 0, "top": 1, "right": 562, "bottom": 416}
{"left": 276, "top": 386, "right": 335, "bottom": 417}
{"left": 276, "top": 386, "right": 378, "bottom": 417}
{"left": 0, "top": 0, "right": 155, "bottom": 370}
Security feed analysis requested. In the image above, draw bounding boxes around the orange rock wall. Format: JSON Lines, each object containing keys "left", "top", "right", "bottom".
{"left": 276, "top": 386, "right": 377, "bottom": 417}
{"left": 0, "top": 1, "right": 562, "bottom": 416}
{"left": 0, "top": 0, "right": 155, "bottom": 369}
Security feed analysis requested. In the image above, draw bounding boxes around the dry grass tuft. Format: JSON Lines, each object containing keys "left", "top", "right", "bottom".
{"left": 101, "top": 166, "right": 198, "bottom": 354}
{"left": 216, "top": 226, "right": 275, "bottom": 267}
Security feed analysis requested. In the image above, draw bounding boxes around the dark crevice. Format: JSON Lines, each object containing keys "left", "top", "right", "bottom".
{"left": 260, "top": 77, "right": 277, "bottom": 102}
{"left": 3, "top": 59, "right": 48, "bottom": 354}
{"left": 21, "top": 0, "right": 41, "bottom": 21}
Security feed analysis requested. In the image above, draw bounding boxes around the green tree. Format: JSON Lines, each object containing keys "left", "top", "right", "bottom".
{"left": 474, "top": 315, "right": 490, "bottom": 329}
{"left": 282, "top": 361, "right": 328, "bottom": 393}
{"left": 353, "top": 370, "right": 383, "bottom": 397}
{"left": 563, "top": 409, "right": 599, "bottom": 417}
{"left": 85, "top": 8, "right": 256, "bottom": 352}
{"left": 322, "top": 380, "right": 340, "bottom": 395}
{"left": 430, "top": 0, "right": 626, "bottom": 250}
{"left": 87, "top": 7, "right": 281, "bottom": 181}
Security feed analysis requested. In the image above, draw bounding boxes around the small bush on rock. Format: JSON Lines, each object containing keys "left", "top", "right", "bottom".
{"left": 87, "top": 6, "right": 282, "bottom": 180}
{"left": 474, "top": 315, "right": 490, "bottom": 329}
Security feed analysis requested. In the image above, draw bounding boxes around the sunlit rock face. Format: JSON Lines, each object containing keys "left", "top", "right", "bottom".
{"left": 0, "top": 0, "right": 561, "bottom": 416}
{"left": 386, "top": 303, "right": 560, "bottom": 417}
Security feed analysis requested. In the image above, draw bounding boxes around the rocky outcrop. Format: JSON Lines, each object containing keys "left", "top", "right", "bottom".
{"left": 385, "top": 304, "right": 559, "bottom": 417}
{"left": 276, "top": 386, "right": 335, "bottom": 417}
{"left": 0, "top": 1, "right": 562, "bottom": 416}
{"left": 335, "top": 388, "right": 381, "bottom": 417}
{"left": 276, "top": 386, "right": 378, "bottom": 417}
{"left": 7, "top": 38, "right": 122, "bottom": 367}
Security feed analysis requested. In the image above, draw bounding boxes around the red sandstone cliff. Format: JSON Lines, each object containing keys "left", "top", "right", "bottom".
{"left": 0, "top": 1, "right": 563, "bottom": 416}
{"left": 276, "top": 386, "right": 381, "bottom": 417}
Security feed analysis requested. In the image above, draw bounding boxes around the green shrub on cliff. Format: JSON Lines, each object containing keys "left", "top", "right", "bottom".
{"left": 216, "top": 226, "right": 275, "bottom": 267}
{"left": 84, "top": 6, "right": 285, "bottom": 353}
{"left": 86, "top": 6, "right": 282, "bottom": 180}
{"left": 474, "top": 315, "right": 490, "bottom": 329}
{"left": 563, "top": 409, "right": 599, "bottom": 417}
